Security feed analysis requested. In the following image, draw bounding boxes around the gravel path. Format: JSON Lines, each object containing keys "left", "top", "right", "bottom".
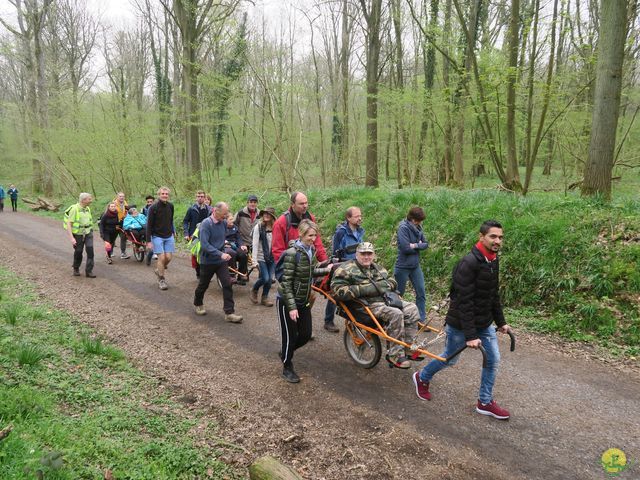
{"left": 0, "top": 211, "right": 638, "bottom": 479}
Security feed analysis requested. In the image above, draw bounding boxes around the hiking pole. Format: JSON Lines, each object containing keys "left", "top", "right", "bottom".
{"left": 228, "top": 266, "right": 248, "bottom": 279}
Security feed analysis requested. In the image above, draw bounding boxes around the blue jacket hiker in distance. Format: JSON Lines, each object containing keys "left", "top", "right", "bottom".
{"left": 323, "top": 206, "right": 365, "bottom": 331}
{"left": 7, "top": 185, "right": 18, "bottom": 212}
{"left": 394, "top": 207, "right": 429, "bottom": 321}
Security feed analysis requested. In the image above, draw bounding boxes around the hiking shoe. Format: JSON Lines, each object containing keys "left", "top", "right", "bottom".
{"left": 282, "top": 366, "right": 300, "bottom": 383}
{"left": 250, "top": 289, "right": 259, "bottom": 304}
{"left": 86, "top": 272, "right": 96, "bottom": 278}
{"left": 412, "top": 372, "right": 431, "bottom": 401}
{"left": 73, "top": 269, "right": 81, "bottom": 276}
{"left": 106, "top": 256, "right": 113, "bottom": 264}
{"left": 225, "top": 313, "right": 243, "bottom": 323}
{"left": 261, "top": 297, "right": 274, "bottom": 307}
{"left": 158, "top": 278, "right": 168, "bottom": 290}
{"left": 324, "top": 321, "right": 339, "bottom": 333}
{"left": 386, "top": 354, "right": 411, "bottom": 369}
{"left": 195, "top": 305, "right": 206, "bottom": 316}
{"left": 121, "top": 253, "right": 130, "bottom": 259}
{"left": 476, "top": 400, "right": 510, "bottom": 420}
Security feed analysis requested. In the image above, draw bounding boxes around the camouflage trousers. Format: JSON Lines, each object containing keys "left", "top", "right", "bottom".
{"left": 369, "top": 300, "right": 420, "bottom": 358}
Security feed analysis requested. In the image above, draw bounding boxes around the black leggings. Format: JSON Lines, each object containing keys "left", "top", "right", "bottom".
{"left": 104, "top": 230, "right": 119, "bottom": 257}
{"left": 11, "top": 198, "right": 17, "bottom": 211}
{"left": 277, "top": 297, "right": 312, "bottom": 368}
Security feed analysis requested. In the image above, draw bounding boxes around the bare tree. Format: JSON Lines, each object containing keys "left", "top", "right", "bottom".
{"left": 56, "top": 0, "right": 98, "bottom": 121}
{"left": 504, "top": 0, "right": 522, "bottom": 190}
{"left": 159, "top": 0, "right": 240, "bottom": 184}
{"left": 0, "top": 0, "right": 54, "bottom": 194}
{"left": 358, "top": 0, "right": 384, "bottom": 187}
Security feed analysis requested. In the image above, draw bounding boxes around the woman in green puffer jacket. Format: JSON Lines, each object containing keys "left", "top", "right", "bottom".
{"left": 277, "top": 219, "right": 331, "bottom": 384}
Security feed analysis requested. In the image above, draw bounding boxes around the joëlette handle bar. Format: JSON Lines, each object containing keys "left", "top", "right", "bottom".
{"left": 445, "top": 329, "right": 515, "bottom": 368}
{"left": 505, "top": 330, "right": 516, "bottom": 352}
{"left": 495, "top": 327, "right": 516, "bottom": 352}
{"left": 446, "top": 345, "right": 488, "bottom": 368}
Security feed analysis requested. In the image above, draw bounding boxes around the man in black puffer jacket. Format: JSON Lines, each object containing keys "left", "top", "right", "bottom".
{"left": 412, "top": 220, "right": 514, "bottom": 420}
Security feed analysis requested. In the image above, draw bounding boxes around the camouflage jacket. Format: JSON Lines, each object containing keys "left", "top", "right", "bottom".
{"left": 278, "top": 244, "right": 331, "bottom": 311}
{"left": 331, "top": 260, "right": 397, "bottom": 303}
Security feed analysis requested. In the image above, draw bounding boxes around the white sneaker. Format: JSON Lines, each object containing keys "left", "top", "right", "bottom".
{"left": 195, "top": 305, "right": 206, "bottom": 315}
{"left": 152, "top": 254, "right": 158, "bottom": 259}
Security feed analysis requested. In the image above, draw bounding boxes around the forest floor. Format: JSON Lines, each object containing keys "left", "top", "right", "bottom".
{"left": 0, "top": 211, "right": 638, "bottom": 480}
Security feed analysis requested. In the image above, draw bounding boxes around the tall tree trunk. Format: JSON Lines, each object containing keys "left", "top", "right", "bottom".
{"left": 391, "top": 0, "right": 409, "bottom": 185}
{"left": 523, "top": 0, "right": 559, "bottom": 194}
{"left": 360, "top": 0, "right": 383, "bottom": 187}
{"left": 452, "top": 0, "right": 482, "bottom": 187}
{"left": 581, "top": 0, "right": 628, "bottom": 199}
{"left": 340, "top": 0, "right": 351, "bottom": 173}
{"left": 505, "top": 0, "right": 522, "bottom": 190}
{"left": 442, "top": 0, "right": 454, "bottom": 184}
{"left": 417, "top": 0, "right": 440, "bottom": 182}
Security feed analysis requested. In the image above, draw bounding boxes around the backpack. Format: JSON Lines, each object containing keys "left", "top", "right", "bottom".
{"left": 275, "top": 248, "right": 301, "bottom": 283}
{"left": 63, "top": 204, "right": 89, "bottom": 230}
{"left": 188, "top": 222, "right": 202, "bottom": 264}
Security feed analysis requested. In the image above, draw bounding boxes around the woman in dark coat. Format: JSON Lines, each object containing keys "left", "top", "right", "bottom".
{"left": 99, "top": 202, "right": 122, "bottom": 264}
{"left": 276, "top": 219, "right": 331, "bottom": 383}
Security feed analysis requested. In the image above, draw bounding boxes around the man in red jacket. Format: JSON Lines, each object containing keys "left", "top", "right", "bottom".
{"left": 272, "top": 192, "right": 328, "bottom": 263}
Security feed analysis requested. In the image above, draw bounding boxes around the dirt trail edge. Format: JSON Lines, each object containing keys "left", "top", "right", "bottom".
{"left": 1, "top": 212, "right": 638, "bottom": 480}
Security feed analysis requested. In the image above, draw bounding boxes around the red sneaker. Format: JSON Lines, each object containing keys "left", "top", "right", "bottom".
{"left": 412, "top": 372, "right": 431, "bottom": 401}
{"left": 476, "top": 400, "right": 510, "bottom": 420}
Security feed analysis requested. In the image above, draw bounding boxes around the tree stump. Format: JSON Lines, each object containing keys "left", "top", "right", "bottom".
{"left": 248, "top": 456, "right": 303, "bottom": 480}
{"left": 472, "top": 163, "right": 486, "bottom": 177}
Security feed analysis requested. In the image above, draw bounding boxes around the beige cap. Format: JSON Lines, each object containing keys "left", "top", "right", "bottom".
{"left": 356, "top": 242, "right": 375, "bottom": 253}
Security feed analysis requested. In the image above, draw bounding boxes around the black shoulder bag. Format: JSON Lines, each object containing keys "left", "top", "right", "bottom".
{"left": 357, "top": 263, "right": 404, "bottom": 310}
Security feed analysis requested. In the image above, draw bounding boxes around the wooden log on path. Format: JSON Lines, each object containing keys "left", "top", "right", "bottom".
{"left": 248, "top": 456, "right": 303, "bottom": 480}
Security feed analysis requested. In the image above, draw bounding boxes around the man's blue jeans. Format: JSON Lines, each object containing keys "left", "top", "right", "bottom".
{"left": 419, "top": 324, "right": 500, "bottom": 404}
{"left": 394, "top": 266, "right": 426, "bottom": 321}
{"left": 324, "top": 300, "right": 337, "bottom": 324}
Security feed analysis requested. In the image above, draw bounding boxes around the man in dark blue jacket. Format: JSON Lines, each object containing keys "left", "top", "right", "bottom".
{"left": 193, "top": 201, "right": 243, "bottom": 323}
{"left": 323, "top": 206, "right": 365, "bottom": 332}
{"left": 183, "top": 190, "right": 211, "bottom": 240}
{"left": 183, "top": 190, "right": 212, "bottom": 278}
{"left": 394, "top": 206, "right": 429, "bottom": 322}
{"left": 412, "top": 220, "right": 513, "bottom": 420}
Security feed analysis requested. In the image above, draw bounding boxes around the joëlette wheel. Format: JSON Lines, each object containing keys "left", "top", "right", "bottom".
{"left": 343, "top": 324, "right": 381, "bottom": 369}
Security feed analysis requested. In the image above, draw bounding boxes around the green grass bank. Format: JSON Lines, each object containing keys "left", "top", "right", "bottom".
{"left": 0, "top": 268, "right": 237, "bottom": 479}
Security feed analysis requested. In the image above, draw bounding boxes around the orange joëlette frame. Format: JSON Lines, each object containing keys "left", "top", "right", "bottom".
{"left": 311, "top": 285, "right": 447, "bottom": 363}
